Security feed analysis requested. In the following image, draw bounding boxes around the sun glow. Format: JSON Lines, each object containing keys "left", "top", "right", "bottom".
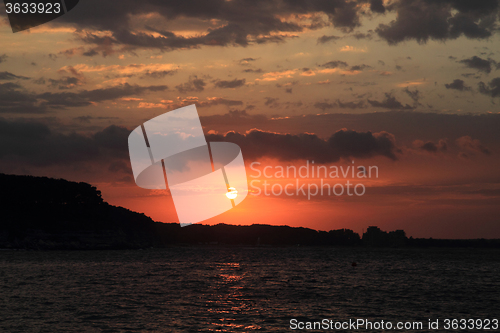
{"left": 226, "top": 187, "right": 238, "bottom": 200}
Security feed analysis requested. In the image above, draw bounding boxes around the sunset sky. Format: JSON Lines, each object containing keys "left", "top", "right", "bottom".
{"left": 0, "top": 0, "right": 499, "bottom": 238}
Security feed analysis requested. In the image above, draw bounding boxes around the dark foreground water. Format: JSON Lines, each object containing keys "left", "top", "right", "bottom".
{"left": 1, "top": 247, "right": 499, "bottom": 332}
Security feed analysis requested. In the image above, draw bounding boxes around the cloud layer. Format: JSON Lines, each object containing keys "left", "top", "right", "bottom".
{"left": 0, "top": 82, "right": 168, "bottom": 113}
{"left": 50, "top": 0, "right": 500, "bottom": 54}
{"left": 207, "top": 128, "right": 400, "bottom": 162}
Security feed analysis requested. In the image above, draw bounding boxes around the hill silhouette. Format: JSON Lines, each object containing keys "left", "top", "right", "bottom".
{"left": 0, "top": 173, "right": 158, "bottom": 249}
{"left": 1, "top": 173, "right": 499, "bottom": 249}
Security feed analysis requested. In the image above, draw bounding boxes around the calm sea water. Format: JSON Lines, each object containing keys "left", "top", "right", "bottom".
{"left": 1, "top": 247, "right": 499, "bottom": 332}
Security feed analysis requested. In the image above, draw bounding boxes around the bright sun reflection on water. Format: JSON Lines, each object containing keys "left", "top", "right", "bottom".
{"left": 3, "top": 248, "right": 497, "bottom": 332}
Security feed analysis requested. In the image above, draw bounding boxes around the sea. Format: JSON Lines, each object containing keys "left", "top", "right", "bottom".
{"left": 1, "top": 247, "right": 499, "bottom": 332}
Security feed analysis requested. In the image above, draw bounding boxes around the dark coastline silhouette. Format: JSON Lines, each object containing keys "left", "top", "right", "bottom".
{"left": 1, "top": 173, "right": 499, "bottom": 250}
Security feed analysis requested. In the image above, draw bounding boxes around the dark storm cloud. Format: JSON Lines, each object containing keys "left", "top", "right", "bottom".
{"left": 117, "top": 28, "right": 256, "bottom": 50}
{"left": 74, "top": 115, "right": 93, "bottom": 123}
{"left": 199, "top": 111, "right": 500, "bottom": 152}
{"left": 48, "top": 0, "right": 500, "bottom": 53}
{"left": 314, "top": 102, "right": 335, "bottom": 110}
{"left": 445, "top": 79, "right": 472, "bottom": 91}
{"left": 350, "top": 31, "right": 373, "bottom": 40}
{"left": 48, "top": 76, "right": 82, "bottom": 90}
{"left": 350, "top": 64, "right": 372, "bottom": 71}
{"left": 456, "top": 136, "right": 492, "bottom": 155}
{"left": 242, "top": 68, "right": 263, "bottom": 73}
{"left": 214, "top": 78, "right": 246, "bottom": 89}
{"left": 403, "top": 87, "right": 421, "bottom": 106}
{"left": 38, "top": 84, "right": 168, "bottom": 108}
{"left": 0, "top": 81, "right": 168, "bottom": 113}
{"left": 320, "top": 60, "right": 349, "bottom": 68}
{"left": 0, "top": 82, "right": 43, "bottom": 114}
{"left": 82, "top": 49, "right": 99, "bottom": 57}
{"left": 206, "top": 128, "right": 400, "bottom": 162}
{"left": 33, "top": 77, "right": 46, "bottom": 85}
{"left": 370, "top": 0, "right": 386, "bottom": 13}
{"left": 238, "top": 58, "right": 258, "bottom": 65}
{"left": 337, "top": 100, "right": 365, "bottom": 109}
{"left": 54, "top": 0, "right": 371, "bottom": 53}
{"left": 368, "top": 93, "right": 414, "bottom": 110}
{"left": 140, "top": 70, "right": 177, "bottom": 79}
{"left": 413, "top": 139, "right": 447, "bottom": 153}
{"left": 301, "top": 68, "right": 313, "bottom": 75}
{"left": 63, "top": 2, "right": 302, "bottom": 51}
{"left": 459, "top": 56, "right": 497, "bottom": 73}
{"left": 317, "top": 35, "right": 341, "bottom": 44}
{"left": 0, "top": 118, "right": 130, "bottom": 166}
{"left": 264, "top": 97, "right": 280, "bottom": 108}
{"left": 58, "top": 47, "right": 85, "bottom": 58}
{"left": 478, "top": 77, "right": 500, "bottom": 97}
{"left": 314, "top": 100, "right": 365, "bottom": 110}
{"left": 73, "top": 115, "right": 119, "bottom": 123}
{"left": 0, "top": 116, "right": 401, "bottom": 171}
{"left": 318, "top": 29, "right": 371, "bottom": 45}
{"left": 420, "top": 141, "right": 441, "bottom": 152}
{"left": 175, "top": 76, "right": 206, "bottom": 93}
{"left": 0, "top": 72, "right": 30, "bottom": 80}
{"left": 0, "top": 54, "right": 7, "bottom": 63}
{"left": 375, "top": 0, "right": 499, "bottom": 45}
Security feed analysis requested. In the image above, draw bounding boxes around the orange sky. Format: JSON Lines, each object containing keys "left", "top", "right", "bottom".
{"left": 0, "top": 0, "right": 499, "bottom": 238}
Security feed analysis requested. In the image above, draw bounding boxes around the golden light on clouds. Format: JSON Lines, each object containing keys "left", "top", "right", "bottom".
{"left": 260, "top": 69, "right": 296, "bottom": 81}
{"left": 339, "top": 45, "right": 368, "bottom": 52}
{"left": 396, "top": 79, "right": 428, "bottom": 87}
{"left": 60, "top": 63, "right": 177, "bottom": 74}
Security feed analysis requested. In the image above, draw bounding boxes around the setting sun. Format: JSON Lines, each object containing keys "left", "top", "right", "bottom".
{"left": 226, "top": 187, "right": 238, "bottom": 200}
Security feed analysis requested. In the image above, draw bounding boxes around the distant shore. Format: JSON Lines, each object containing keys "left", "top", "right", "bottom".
{"left": 2, "top": 173, "right": 499, "bottom": 250}
{"left": 2, "top": 222, "right": 500, "bottom": 250}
